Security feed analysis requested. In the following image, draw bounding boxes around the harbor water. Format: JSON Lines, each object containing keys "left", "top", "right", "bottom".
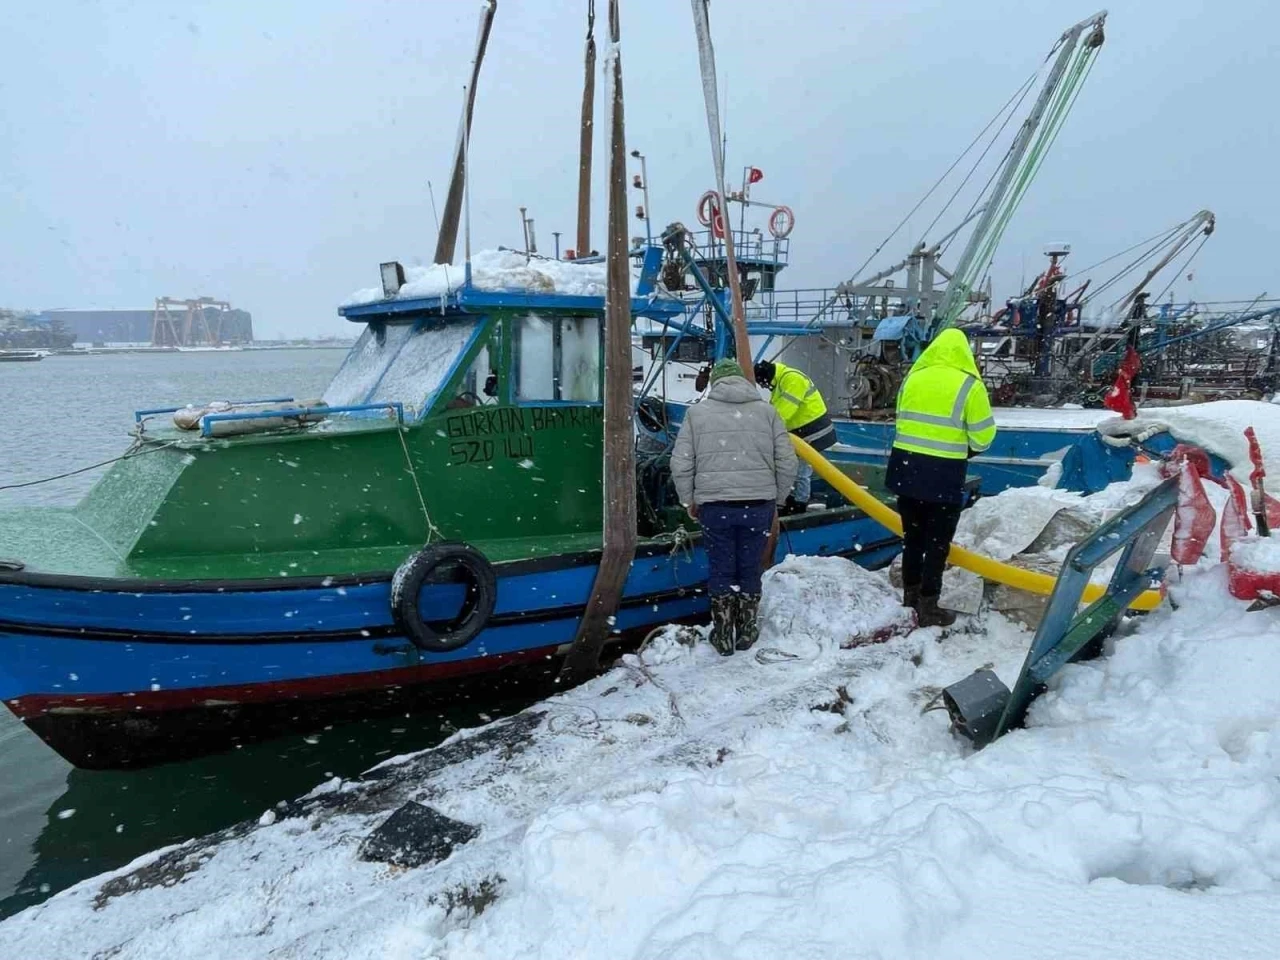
{"left": 0, "top": 350, "right": 537, "bottom": 917}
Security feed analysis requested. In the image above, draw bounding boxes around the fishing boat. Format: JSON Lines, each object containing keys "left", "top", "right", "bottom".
{"left": 633, "top": 12, "right": 1159, "bottom": 496}
{"left": 0, "top": 254, "right": 912, "bottom": 769}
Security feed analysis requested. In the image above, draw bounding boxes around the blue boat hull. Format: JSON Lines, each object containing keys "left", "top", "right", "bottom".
{"left": 827, "top": 419, "right": 1136, "bottom": 495}
{"left": 653, "top": 402, "right": 1136, "bottom": 495}
{"left": 0, "top": 509, "right": 898, "bottom": 768}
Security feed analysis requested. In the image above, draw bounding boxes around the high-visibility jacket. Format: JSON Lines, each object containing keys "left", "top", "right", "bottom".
{"left": 768, "top": 362, "right": 835, "bottom": 449}
{"left": 892, "top": 330, "right": 996, "bottom": 460}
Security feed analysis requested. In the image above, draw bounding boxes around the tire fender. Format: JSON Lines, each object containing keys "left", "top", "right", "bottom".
{"left": 390, "top": 542, "right": 496, "bottom": 652}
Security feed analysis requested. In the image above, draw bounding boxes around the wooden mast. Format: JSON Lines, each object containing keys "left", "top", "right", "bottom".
{"left": 433, "top": 1, "right": 497, "bottom": 266}
{"left": 690, "top": 0, "right": 753, "bottom": 381}
{"left": 561, "top": 0, "right": 636, "bottom": 681}
{"left": 576, "top": 0, "right": 597, "bottom": 257}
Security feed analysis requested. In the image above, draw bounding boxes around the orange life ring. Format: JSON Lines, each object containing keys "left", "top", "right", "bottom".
{"left": 768, "top": 205, "right": 795, "bottom": 239}
{"left": 696, "top": 191, "right": 718, "bottom": 227}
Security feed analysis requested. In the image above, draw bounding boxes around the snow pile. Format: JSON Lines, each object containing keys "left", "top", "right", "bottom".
{"left": 758, "top": 554, "right": 914, "bottom": 645}
{"left": 1130, "top": 400, "right": 1280, "bottom": 481}
{"left": 5, "top": 560, "right": 1280, "bottom": 959}
{"left": 345, "top": 250, "right": 608, "bottom": 305}
{"left": 1229, "top": 535, "right": 1280, "bottom": 574}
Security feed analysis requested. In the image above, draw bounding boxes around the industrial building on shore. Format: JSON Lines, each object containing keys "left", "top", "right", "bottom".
{"left": 37, "top": 298, "right": 253, "bottom": 346}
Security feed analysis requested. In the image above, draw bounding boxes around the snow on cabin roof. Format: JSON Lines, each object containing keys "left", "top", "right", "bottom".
{"left": 343, "top": 250, "right": 608, "bottom": 307}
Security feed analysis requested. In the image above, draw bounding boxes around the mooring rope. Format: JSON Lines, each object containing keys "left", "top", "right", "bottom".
{"left": 395, "top": 424, "right": 440, "bottom": 542}
{"left": 0, "top": 439, "right": 180, "bottom": 492}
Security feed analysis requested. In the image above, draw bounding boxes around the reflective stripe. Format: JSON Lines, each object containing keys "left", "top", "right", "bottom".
{"left": 951, "top": 376, "right": 976, "bottom": 427}
{"left": 893, "top": 434, "right": 970, "bottom": 455}
{"left": 897, "top": 410, "right": 956, "bottom": 428}
{"left": 802, "top": 422, "right": 835, "bottom": 444}
{"left": 778, "top": 389, "right": 805, "bottom": 406}
{"left": 968, "top": 437, "right": 993, "bottom": 453}
{"left": 802, "top": 383, "right": 819, "bottom": 400}
{"left": 968, "top": 416, "right": 996, "bottom": 431}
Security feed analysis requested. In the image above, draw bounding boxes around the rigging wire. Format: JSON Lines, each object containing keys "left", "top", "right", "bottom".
{"left": 761, "top": 69, "right": 1040, "bottom": 362}
{"left": 1147, "top": 233, "right": 1212, "bottom": 308}
{"left": 847, "top": 69, "right": 1040, "bottom": 286}
{"left": 1068, "top": 221, "right": 1187, "bottom": 280}
{"left": 924, "top": 74, "right": 1038, "bottom": 253}
{"left": 1082, "top": 227, "right": 1190, "bottom": 305}
{"left": 942, "top": 40, "right": 1100, "bottom": 321}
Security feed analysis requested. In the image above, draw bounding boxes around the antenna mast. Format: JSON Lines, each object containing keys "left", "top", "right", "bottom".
{"left": 433, "top": 1, "right": 497, "bottom": 265}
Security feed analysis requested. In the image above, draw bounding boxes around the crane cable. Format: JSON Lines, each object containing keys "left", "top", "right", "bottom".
{"left": 760, "top": 68, "right": 1042, "bottom": 363}
{"left": 943, "top": 42, "right": 1099, "bottom": 328}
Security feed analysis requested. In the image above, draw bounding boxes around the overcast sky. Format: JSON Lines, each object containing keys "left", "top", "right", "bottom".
{"left": 3, "top": 0, "right": 1276, "bottom": 337}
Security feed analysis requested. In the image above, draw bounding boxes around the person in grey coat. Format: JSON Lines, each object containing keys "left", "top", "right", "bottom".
{"left": 670, "top": 359, "right": 799, "bottom": 655}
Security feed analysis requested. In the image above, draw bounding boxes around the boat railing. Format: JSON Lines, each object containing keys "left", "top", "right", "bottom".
{"left": 197, "top": 402, "right": 406, "bottom": 438}
{"left": 134, "top": 397, "right": 297, "bottom": 422}
{"left": 687, "top": 228, "right": 790, "bottom": 268}
{"left": 743, "top": 288, "right": 898, "bottom": 332}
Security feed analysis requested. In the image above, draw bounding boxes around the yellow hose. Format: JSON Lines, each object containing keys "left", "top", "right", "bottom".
{"left": 792, "top": 436, "right": 1164, "bottom": 611}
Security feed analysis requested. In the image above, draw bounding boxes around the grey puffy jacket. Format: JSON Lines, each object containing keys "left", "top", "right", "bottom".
{"left": 670, "top": 375, "right": 799, "bottom": 506}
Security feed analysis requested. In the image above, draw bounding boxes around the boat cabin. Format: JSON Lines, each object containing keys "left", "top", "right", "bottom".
{"left": 0, "top": 281, "right": 686, "bottom": 580}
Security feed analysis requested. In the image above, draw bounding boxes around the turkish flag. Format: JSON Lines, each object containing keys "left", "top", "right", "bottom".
{"left": 748, "top": 167, "right": 764, "bottom": 184}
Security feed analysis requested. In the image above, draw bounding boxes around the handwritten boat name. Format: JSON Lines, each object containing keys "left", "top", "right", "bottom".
{"left": 443, "top": 405, "right": 603, "bottom": 465}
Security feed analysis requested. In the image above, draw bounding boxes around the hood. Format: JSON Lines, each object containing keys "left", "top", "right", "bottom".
{"left": 914, "top": 329, "right": 980, "bottom": 378}
{"left": 705, "top": 375, "right": 765, "bottom": 404}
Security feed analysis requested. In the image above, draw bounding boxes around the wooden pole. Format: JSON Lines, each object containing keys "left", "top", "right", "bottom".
{"left": 689, "top": 0, "right": 753, "bottom": 382}
{"left": 561, "top": 0, "right": 636, "bottom": 681}
{"left": 433, "top": 1, "right": 497, "bottom": 267}
{"left": 576, "top": 0, "right": 597, "bottom": 257}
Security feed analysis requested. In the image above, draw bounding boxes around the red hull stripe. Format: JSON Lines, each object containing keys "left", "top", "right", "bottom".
{"left": 6, "top": 645, "right": 560, "bottom": 718}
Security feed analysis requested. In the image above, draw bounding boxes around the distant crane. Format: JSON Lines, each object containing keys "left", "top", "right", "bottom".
{"left": 151, "top": 297, "right": 235, "bottom": 347}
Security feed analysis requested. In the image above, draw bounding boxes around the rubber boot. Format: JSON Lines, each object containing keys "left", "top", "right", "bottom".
{"left": 734, "top": 593, "right": 761, "bottom": 651}
{"left": 902, "top": 583, "right": 921, "bottom": 610}
{"left": 708, "top": 595, "right": 736, "bottom": 656}
{"left": 916, "top": 594, "right": 957, "bottom": 628}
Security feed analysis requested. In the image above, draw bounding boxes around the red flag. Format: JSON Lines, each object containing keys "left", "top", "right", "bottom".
{"left": 1103, "top": 377, "right": 1135, "bottom": 419}
{"left": 748, "top": 167, "right": 764, "bottom": 184}
{"left": 1102, "top": 346, "right": 1140, "bottom": 419}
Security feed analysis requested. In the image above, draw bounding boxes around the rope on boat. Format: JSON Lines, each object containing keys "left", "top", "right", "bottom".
{"left": 395, "top": 424, "right": 441, "bottom": 543}
{"left": 0, "top": 439, "right": 180, "bottom": 492}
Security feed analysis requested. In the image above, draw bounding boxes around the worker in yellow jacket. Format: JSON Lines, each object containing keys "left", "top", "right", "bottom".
{"left": 885, "top": 329, "right": 996, "bottom": 627}
{"left": 752, "top": 360, "right": 836, "bottom": 513}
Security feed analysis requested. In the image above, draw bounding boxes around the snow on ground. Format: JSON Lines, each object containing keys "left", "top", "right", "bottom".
{"left": 345, "top": 250, "right": 608, "bottom": 305}
{"left": 5, "top": 544, "right": 1280, "bottom": 959}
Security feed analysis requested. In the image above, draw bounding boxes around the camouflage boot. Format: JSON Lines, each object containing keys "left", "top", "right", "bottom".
{"left": 733, "top": 593, "right": 761, "bottom": 651}
{"left": 708, "top": 595, "right": 736, "bottom": 656}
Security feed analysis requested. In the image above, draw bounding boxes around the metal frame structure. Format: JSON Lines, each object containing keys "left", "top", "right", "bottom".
{"left": 943, "top": 475, "right": 1177, "bottom": 748}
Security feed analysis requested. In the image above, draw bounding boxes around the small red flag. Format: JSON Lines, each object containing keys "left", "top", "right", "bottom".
{"left": 748, "top": 167, "right": 764, "bottom": 184}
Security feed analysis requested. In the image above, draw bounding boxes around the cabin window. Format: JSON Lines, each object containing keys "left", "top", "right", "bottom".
{"left": 514, "top": 313, "right": 601, "bottom": 403}
{"left": 446, "top": 332, "right": 500, "bottom": 409}
{"left": 322, "top": 322, "right": 413, "bottom": 407}
{"left": 369, "top": 317, "right": 481, "bottom": 416}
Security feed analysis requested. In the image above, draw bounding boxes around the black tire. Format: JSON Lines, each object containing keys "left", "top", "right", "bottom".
{"left": 390, "top": 542, "right": 496, "bottom": 652}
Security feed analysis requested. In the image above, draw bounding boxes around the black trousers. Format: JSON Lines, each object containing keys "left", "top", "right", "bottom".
{"left": 897, "top": 496, "right": 963, "bottom": 598}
